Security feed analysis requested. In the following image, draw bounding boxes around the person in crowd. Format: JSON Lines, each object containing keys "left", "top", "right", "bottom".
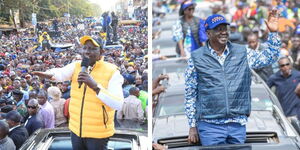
{"left": 117, "top": 87, "right": 144, "bottom": 121}
{"left": 48, "top": 86, "right": 67, "bottom": 127}
{"left": 111, "top": 12, "right": 119, "bottom": 42}
{"left": 247, "top": 33, "right": 274, "bottom": 82}
{"left": 61, "top": 81, "right": 71, "bottom": 99}
{"left": 6, "top": 110, "right": 28, "bottom": 149}
{"left": 290, "top": 35, "right": 300, "bottom": 70}
{"left": 41, "top": 33, "right": 51, "bottom": 51}
{"left": 152, "top": 74, "right": 168, "bottom": 112}
{"left": 152, "top": 74, "right": 168, "bottom": 96}
{"left": 122, "top": 73, "right": 135, "bottom": 98}
{"left": 172, "top": 0, "right": 207, "bottom": 57}
{"left": 185, "top": 11, "right": 280, "bottom": 146}
{"left": 32, "top": 35, "right": 124, "bottom": 150}
{"left": 228, "top": 23, "right": 243, "bottom": 44}
{"left": 37, "top": 90, "right": 55, "bottom": 129}
{"left": 20, "top": 78, "right": 30, "bottom": 92}
{"left": 0, "top": 120, "right": 16, "bottom": 150}
{"left": 24, "top": 99, "right": 44, "bottom": 136}
{"left": 267, "top": 57, "right": 300, "bottom": 120}
{"left": 12, "top": 90, "right": 27, "bottom": 121}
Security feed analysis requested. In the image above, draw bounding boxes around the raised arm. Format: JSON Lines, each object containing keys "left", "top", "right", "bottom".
{"left": 248, "top": 9, "right": 281, "bottom": 69}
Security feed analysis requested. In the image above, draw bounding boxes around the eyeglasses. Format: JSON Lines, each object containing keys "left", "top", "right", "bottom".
{"left": 212, "top": 26, "right": 229, "bottom": 32}
{"left": 187, "top": 7, "right": 195, "bottom": 11}
{"left": 27, "top": 105, "right": 37, "bottom": 109}
{"left": 279, "top": 63, "right": 290, "bottom": 68}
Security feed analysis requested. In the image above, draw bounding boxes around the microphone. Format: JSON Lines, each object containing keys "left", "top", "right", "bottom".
{"left": 78, "top": 57, "right": 90, "bottom": 88}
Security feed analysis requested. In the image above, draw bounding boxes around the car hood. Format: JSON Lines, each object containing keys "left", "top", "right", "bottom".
{"left": 247, "top": 111, "right": 284, "bottom": 135}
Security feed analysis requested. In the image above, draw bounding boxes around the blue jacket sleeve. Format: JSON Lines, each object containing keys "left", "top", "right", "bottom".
{"left": 198, "top": 19, "right": 208, "bottom": 42}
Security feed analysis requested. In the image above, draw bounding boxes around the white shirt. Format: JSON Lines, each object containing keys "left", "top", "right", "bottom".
{"left": 46, "top": 61, "right": 124, "bottom": 110}
{"left": 117, "top": 95, "right": 144, "bottom": 121}
{"left": 9, "top": 124, "right": 21, "bottom": 132}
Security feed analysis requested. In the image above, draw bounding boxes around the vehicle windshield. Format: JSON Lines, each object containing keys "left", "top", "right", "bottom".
{"left": 158, "top": 94, "right": 185, "bottom": 116}
{"left": 48, "top": 137, "right": 132, "bottom": 150}
{"left": 153, "top": 59, "right": 187, "bottom": 79}
{"left": 251, "top": 85, "right": 273, "bottom": 111}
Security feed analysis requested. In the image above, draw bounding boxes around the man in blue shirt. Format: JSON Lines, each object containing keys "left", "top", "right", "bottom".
{"left": 185, "top": 10, "right": 281, "bottom": 146}
{"left": 267, "top": 57, "right": 300, "bottom": 120}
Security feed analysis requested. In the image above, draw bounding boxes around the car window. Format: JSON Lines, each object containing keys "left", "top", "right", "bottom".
{"left": 251, "top": 85, "right": 273, "bottom": 111}
{"left": 153, "top": 60, "right": 187, "bottom": 79}
{"left": 107, "top": 140, "right": 132, "bottom": 150}
{"left": 158, "top": 94, "right": 185, "bottom": 116}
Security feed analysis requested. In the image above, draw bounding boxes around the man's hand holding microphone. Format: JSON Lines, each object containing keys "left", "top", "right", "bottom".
{"left": 77, "top": 57, "right": 100, "bottom": 94}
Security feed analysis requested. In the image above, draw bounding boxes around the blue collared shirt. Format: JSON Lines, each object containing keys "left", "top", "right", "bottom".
{"left": 185, "top": 32, "right": 281, "bottom": 128}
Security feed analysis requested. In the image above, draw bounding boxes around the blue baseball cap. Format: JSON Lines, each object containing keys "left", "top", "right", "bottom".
{"left": 182, "top": 0, "right": 196, "bottom": 10}
{"left": 204, "top": 14, "right": 230, "bottom": 31}
{"left": 295, "top": 24, "right": 300, "bottom": 34}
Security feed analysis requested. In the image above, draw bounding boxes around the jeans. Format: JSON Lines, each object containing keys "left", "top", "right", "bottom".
{"left": 71, "top": 132, "right": 109, "bottom": 150}
{"left": 197, "top": 121, "right": 246, "bottom": 146}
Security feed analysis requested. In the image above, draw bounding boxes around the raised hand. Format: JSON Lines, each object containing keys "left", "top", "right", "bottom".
{"left": 265, "top": 9, "right": 279, "bottom": 32}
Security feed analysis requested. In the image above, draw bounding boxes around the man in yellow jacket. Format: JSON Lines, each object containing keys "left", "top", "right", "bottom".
{"left": 32, "top": 36, "right": 124, "bottom": 150}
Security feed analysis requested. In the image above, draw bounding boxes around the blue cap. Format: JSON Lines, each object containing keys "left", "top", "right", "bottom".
{"left": 204, "top": 14, "right": 230, "bottom": 31}
{"left": 122, "top": 73, "right": 135, "bottom": 84}
{"left": 296, "top": 24, "right": 300, "bottom": 34}
{"left": 182, "top": 0, "right": 196, "bottom": 10}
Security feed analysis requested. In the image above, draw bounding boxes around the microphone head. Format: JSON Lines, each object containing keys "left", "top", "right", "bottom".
{"left": 81, "top": 57, "right": 90, "bottom": 68}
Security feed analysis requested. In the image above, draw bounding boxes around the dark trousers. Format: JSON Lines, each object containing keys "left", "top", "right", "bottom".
{"left": 71, "top": 132, "right": 108, "bottom": 150}
{"left": 112, "top": 25, "right": 117, "bottom": 42}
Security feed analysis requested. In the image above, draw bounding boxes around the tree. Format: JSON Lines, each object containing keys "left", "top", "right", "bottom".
{"left": 0, "top": 0, "right": 102, "bottom": 27}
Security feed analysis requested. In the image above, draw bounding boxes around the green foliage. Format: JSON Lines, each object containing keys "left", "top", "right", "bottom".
{"left": 0, "top": 0, "right": 102, "bottom": 27}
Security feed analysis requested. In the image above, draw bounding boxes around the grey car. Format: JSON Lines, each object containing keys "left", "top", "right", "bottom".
{"left": 153, "top": 58, "right": 300, "bottom": 150}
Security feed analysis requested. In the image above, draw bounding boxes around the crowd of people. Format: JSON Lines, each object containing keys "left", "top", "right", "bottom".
{"left": 0, "top": 7, "right": 148, "bottom": 149}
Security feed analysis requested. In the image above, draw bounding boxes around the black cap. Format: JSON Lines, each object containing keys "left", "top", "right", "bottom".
{"left": 0, "top": 98, "right": 6, "bottom": 104}
{"left": 5, "top": 110, "right": 22, "bottom": 123}
{"left": 12, "top": 89, "right": 24, "bottom": 96}
{"left": 0, "top": 105, "right": 14, "bottom": 113}
{"left": 6, "top": 100, "right": 17, "bottom": 105}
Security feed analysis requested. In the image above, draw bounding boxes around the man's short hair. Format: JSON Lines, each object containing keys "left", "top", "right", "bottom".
{"left": 37, "top": 89, "right": 48, "bottom": 98}
{"left": 0, "top": 120, "right": 9, "bottom": 135}
{"left": 278, "top": 56, "right": 291, "bottom": 63}
{"left": 129, "top": 87, "right": 139, "bottom": 95}
{"left": 5, "top": 110, "right": 22, "bottom": 123}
